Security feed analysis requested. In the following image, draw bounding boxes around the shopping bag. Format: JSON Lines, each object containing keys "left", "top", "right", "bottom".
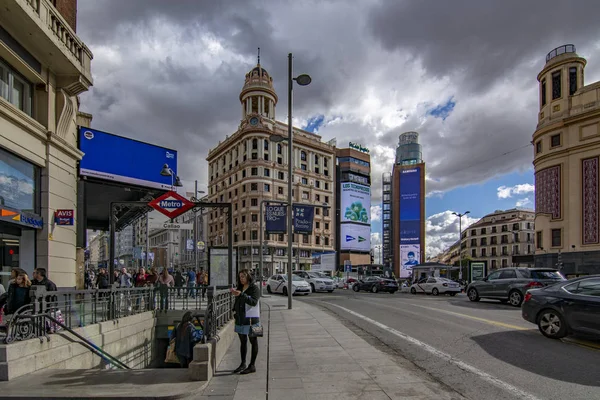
{"left": 164, "top": 339, "right": 179, "bottom": 364}
{"left": 245, "top": 301, "right": 260, "bottom": 318}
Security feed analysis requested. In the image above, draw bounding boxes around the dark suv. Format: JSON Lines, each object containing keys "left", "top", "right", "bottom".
{"left": 466, "top": 268, "right": 566, "bottom": 307}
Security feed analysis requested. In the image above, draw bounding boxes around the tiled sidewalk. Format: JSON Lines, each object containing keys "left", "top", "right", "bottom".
{"left": 198, "top": 296, "right": 463, "bottom": 400}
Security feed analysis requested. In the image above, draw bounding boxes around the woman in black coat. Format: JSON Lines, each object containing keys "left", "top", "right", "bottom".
{"left": 231, "top": 269, "right": 260, "bottom": 374}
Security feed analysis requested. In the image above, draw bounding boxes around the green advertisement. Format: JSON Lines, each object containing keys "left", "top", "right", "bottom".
{"left": 341, "top": 183, "right": 371, "bottom": 224}
{"left": 470, "top": 262, "right": 486, "bottom": 281}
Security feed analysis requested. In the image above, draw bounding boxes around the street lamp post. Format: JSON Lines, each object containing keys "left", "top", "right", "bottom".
{"left": 192, "top": 180, "right": 205, "bottom": 272}
{"left": 452, "top": 211, "right": 470, "bottom": 281}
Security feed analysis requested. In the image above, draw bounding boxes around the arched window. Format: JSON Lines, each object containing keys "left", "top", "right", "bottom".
{"left": 277, "top": 144, "right": 282, "bottom": 154}
{"left": 252, "top": 138, "right": 258, "bottom": 150}
{"left": 314, "top": 154, "right": 319, "bottom": 164}
{"left": 264, "top": 139, "right": 269, "bottom": 150}
{"left": 301, "top": 151, "right": 307, "bottom": 161}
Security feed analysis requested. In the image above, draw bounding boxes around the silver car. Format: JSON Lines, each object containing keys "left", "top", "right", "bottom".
{"left": 466, "top": 268, "right": 566, "bottom": 307}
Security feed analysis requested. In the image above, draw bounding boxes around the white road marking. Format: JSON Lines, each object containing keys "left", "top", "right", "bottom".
{"left": 326, "top": 302, "right": 543, "bottom": 400}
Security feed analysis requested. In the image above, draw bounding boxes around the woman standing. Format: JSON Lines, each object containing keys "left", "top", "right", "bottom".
{"left": 158, "top": 268, "right": 174, "bottom": 310}
{"left": 231, "top": 269, "right": 260, "bottom": 375}
{"left": 6, "top": 272, "right": 32, "bottom": 314}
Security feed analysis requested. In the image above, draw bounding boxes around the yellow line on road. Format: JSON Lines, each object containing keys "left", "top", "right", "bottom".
{"left": 406, "top": 303, "right": 530, "bottom": 331}
{"left": 562, "top": 338, "right": 600, "bottom": 351}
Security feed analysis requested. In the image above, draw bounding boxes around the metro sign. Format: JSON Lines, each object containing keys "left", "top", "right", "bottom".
{"left": 148, "top": 191, "right": 194, "bottom": 219}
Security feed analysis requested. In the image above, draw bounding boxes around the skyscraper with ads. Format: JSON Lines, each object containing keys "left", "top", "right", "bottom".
{"left": 390, "top": 132, "right": 426, "bottom": 278}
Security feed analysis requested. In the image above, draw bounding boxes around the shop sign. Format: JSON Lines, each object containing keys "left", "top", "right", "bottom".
{"left": 0, "top": 207, "right": 43, "bottom": 229}
{"left": 148, "top": 191, "right": 195, "bottom": 219}
{"left": 54, "top": 209, "right": 74, "bottom": 226}
{"left": 349, "top": 142, "right": 370, "bottom": 153}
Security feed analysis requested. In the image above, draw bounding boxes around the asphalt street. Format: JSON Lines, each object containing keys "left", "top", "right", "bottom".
{"left": 291, "top": 289, "right": 600, "bottom": 400}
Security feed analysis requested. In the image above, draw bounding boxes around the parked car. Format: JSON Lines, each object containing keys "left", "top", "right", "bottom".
{"left": 409, "top": 277, "right": 461, "bottom": 296}
{"left": 353, "top": 276, "right": 398, "bottom": 294}
{"left": 467, "top": 268, "right": 566, "bottom": 307}
{"left": 266, "top": 274, "right": 311, "bottom": 296}
{"left": 522, "top": 275, "right": 600, "bottom": 339}
{"left": 293, "top": 271, "right": 336, "bottom": 293}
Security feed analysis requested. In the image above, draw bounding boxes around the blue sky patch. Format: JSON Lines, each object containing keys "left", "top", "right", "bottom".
{"left": 304, "top": 115, "right": 325, "bottom": 133}
{"left": 427, "top": 97, "right": 456, "bottom": 120}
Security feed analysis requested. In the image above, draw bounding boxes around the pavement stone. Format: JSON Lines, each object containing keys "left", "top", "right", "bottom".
{"left": 205, "top": 295, "right": 464, "bottom": 400}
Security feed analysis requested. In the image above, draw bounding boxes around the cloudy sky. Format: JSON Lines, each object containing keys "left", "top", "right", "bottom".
{"left": 77, "top": 0, "right": 600, "bottom": 258}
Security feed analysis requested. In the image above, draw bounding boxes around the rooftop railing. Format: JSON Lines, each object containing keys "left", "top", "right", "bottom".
{"left": 546, "top": 44, "right": 576, "bottom": 63}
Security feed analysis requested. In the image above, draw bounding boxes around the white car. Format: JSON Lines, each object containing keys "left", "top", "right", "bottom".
{"left": 293, "top": 271, "right": 336, "bottom": 293}
{"left": 410, "top": 277, "right": 461, "bottom": 296}
{"left": 266, "top": 274, "right": 311, "bottom": 296}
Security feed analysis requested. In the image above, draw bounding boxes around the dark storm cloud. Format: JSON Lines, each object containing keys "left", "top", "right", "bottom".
{"left": 367, "top": 0, "right": 600, "bottom": 92}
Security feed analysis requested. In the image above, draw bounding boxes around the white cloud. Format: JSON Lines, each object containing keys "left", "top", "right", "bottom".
{"left": 371, "top": 232, "right": 381, "bottom": 246}
{"left": 426, "top": 210, "right": 479, "bottom": 257}
{"left": 371, "top": 205, "right": 382, "bottom": 222}
{"left": 516, "top": 197, "right": 532, "bottom": 207}
{"left": 497, "top": 183, "right": 535, "bottom": 199}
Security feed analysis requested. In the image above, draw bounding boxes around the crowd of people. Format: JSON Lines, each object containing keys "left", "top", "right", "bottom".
{"left": 0, "top": 267, "right": 57, "bottom": 323}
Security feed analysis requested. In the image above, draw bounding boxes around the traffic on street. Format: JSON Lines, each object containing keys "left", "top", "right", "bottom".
{"left": 298, "top": 288, "right": 600, "bottom": 400}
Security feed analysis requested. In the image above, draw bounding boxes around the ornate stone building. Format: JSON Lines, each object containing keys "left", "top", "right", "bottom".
{"left": 206, "top": 63, "right": 336, "bottom": 275}
{"left": 533, "top": 44, "right": 600, "bottom": 275}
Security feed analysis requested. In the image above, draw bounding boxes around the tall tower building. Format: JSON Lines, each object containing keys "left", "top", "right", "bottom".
{"left": 381, "top": 172, "right": 392, "bottom": 267}
{"left": 336, "top": 144, "right": 372, "bottom": 271}
{"left": 206, "top": 62, "right": 336, "bottom": 276}
{"left": 392, "top": 132, "right": 426, "bottom": 278}
{"left": 533, "top": 44, "right": 600, "bottom": 276}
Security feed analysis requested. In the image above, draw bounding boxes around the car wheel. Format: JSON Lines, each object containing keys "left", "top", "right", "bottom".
{"left": 371, "top": 286, "right": 379, "bottom": 293}
{"left": 410, "top": 287, "right": 417, "bottom": 294}
{"left": 310, "top": 283, "right": 315, "bottom": 293}
{"left": 267, "top": 285, "right": 272, "bottom": 294}
{"left": 449, "top": 292, "right": 456, "bottom": 296}
{"left": 353, "top": 284, "right": 360, "bottom": 292}
{"left": 537, "top": 309, "right": 568, "bottom": 339}
{"left": 432, "top": 288, "right": 439, "bottom": 296}
{"left": 283, "top": 287, "right": 288, "bottom": 297}
{"left": 468, "top": 288, "right": 480, "bottom": 302}
{"left": 508, "top": 290, "right": 523, "bottom": 307}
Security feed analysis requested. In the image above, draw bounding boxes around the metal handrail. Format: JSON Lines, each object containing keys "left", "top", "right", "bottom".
{"left": 546, "top": 44, "right": 576, "bottom": 62}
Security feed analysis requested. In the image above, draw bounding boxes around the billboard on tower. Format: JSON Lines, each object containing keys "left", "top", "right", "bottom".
{"left": 398, "top": 166, "right": 424, "bottom": 278}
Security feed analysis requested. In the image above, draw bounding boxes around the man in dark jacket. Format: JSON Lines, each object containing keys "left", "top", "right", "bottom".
{"left": 32, "top": 268, "right": 57, "bottom": 291}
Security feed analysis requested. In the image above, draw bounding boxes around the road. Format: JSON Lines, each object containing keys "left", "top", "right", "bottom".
{"left": 294, "top": 289, "right": 600, "bottom": 400}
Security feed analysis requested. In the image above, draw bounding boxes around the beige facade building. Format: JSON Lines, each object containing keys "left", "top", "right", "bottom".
{"left": 206, "top": 64, "right": 336, "bottom": 275}
{"left": 533, "top": 45, "right": 600, "bottom": 275}
{"left": 0, "top": 0, "right": 93, "bottom": 287}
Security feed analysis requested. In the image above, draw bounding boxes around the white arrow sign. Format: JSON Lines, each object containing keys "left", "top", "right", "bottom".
{"left": 149, "top": 222, "right": 193, "bottom": 230}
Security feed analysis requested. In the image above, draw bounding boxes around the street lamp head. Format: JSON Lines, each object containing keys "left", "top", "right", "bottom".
{"left": 174, "top": 176, "right": 183, "bottom": 187}
{"left": 294, "top": 74, "right": 312, "bottom": 86}
{"left": 160, "top": 164, "right": 172, "bottom": 176}
{"left": 465, "top": 211, "right": 471, "bottom": 215}
{"left": 452, "top": 212, "right": 458, "bottom": 216}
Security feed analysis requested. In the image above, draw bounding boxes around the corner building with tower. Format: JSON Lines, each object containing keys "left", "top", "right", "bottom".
{"left": 206, "top": 63, "right": 336, "bottom": 276}
{"left": 533, "top": 45, "right": 600, "bottom": 276}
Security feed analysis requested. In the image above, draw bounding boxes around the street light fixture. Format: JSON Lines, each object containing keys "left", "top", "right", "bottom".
{"left": 160, "top": 164, "right": 183, "bottom": 190}
{"left": 452, "top": 211, "right": 470, "bottom": 281}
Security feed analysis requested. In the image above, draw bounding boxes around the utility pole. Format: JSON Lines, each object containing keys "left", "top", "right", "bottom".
{"left": 453, "top": 211, "right": 470, "bottom": 281}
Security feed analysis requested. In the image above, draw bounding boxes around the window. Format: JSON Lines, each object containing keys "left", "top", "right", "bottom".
{"left": 301, "top": 164, "right": 307, "bottom": 171}
{"left": 277, "top": 157, "right": 283, "bottom": 165}
{"left": 324, "top": 237, "right": 329, "bottom": 246}
{"left": 0, "top": 61, "right": 33, "bottom": 116}
{"left": 499, "top": 270, "right": 517, "bottom": 279}
{"left": 471, "top": 229, "right": 476, "bottom": 236}
{"left": 242, "top": 170, "right": 247, "bottom": 178}
{"left": 264, "top": 183, "right": 270, "bottom": 192}
{"left": 487, "top": 271, "right": 502, "bottom": 281}
{"left": 315, "top": 180, "right": 320, "bottom": 188}
{"left": 264, "top": 139, "right": 269, "bottom": 150}
{"left": 315, "top": 221, "right": 320, "bottom": 229}
{"left": 550, "top": 134, "right": 561, "bottom": 147}
{"left": 541, "top": 79, "right": 547, "bottom": 106}
{"left": 315, "top": 167, "right": 320, "bottom": 174}
{"left": 251, "top": 230, "right": 258, "bottom": 240}
{"left": 470, "top": 239, "right": 477, "bottom": 246}
{"left": 302, "top": 191, "right": 309, "bottom": 200}
{"left": 251, "top": 152, "right": 258, "bottom": 160}
{"left": 325, "top": 223, "right": 329, "bottom": 230}
{"left": 315, "top": 194, "right": 320, "bottom": 202}
{"left": 242, "top": 184, "right": 246, "bottom": 193}
{"left": 324, "top": 158, "right": 328, "bottom": 168}
{"left": 250, "top": 183, "right": 258, "bottom": 191}
{"left": 564, "top": 278, "right": 600, "bottom": 296}
{"left": 277, "top": 144, "right": 282, "bottom": 154}
{"left": 242, "top": 215, "right": 246, "bottom": 223}
{"left": 278, "top": 171, "right": 284, "bottom": 180}
{"left": 252, "top": 139, "right": 258, "bottom": 150}
{"left": 551, "top": 229, "right": 561, "bottom": 247}
{"left": 471, "top": 249, "right": 476, "bottom": 257}
{"left": 481, "top": 228, "right": 487, "bottom": 234}
{"left": 301, "top": 151, "right": 307, "bottom": 161}
{"left": 278, "top": 186, "right": 283, "bottom": 195}
{"left": 251, "top": 198, "right": 258, "bottom": 207}
{"left": 481, "top": 248, "right": 487, "bottom": 257}
{"left": 314, "top": 154, "right": 319, "bottom": 164}
{"left": 264, "top": 168, "right": 270, "bottom": 177}
{"left": 536, "top": 141, "right": 542, "bottom": 154}
{"left": 325, "top": 183, "right": 329, "bottom": 190}
{"left": 242, "top": 200, "right": 246, "bottom": 208}
{"left": 251, "top": 214, "right": 258, "bottom": 222}
{"left": 301, "top": 177, "right": 308, "bottom": 185}
{"left": 251, "top": 167, "right": 258, "bottom": 176}
{"left": 552, "top": 71, "right": 561, "bottom": 100}
{"left": 264, "top": 153, "right": 269, "bottom": 161}
{"left": 536, "top": 231, "right": 543, "bottom": 249}
{"left": 316, "top": 236, "right": 320, "bottom": 245}
{"left": 569, "top": 67, "right": 577, "bottom": 95}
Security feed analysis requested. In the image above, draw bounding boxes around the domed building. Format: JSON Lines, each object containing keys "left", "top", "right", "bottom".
{"left": 533, "top": 45, "right": 600, "bottom": 276}
{"left": 206, "top": 61, "right": 337, "bottom": 276}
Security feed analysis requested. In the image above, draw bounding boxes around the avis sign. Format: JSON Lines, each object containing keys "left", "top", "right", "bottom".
{"left": 54, "top": 209, "right": 74, "bottom": 226}
{"left": 148, "top": 191, "right": 194, "bottom": 219}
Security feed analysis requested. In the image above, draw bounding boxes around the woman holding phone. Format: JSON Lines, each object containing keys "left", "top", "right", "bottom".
{"left": 231, "top": 269, "right": 260, "bottom": 374}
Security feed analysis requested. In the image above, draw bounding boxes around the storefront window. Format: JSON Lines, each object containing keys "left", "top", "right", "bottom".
{"left": 0, "top": 147, "right": 39, "bottom": 212}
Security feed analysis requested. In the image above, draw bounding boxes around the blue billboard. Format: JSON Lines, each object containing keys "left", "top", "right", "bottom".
{"left": 399, "top": 167, "right": 422, "bottom": 278}
{"left": 265, "top": 205, "right": 287, "bottom": 234}
{"left": 293, "top": 205, "right": 314, "bottom": 233}
{"left": 78, "top": 127, "right": 177, "bottom": 190}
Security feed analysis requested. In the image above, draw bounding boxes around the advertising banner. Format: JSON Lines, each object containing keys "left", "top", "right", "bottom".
{"left": 209, "top": 248, "right": 238, "bottom": 287}
{"left": 293, "top": 205, "right": 314, "bottom": 233}
{"left": 340, "top": 224, "right": 371, "bottom": 251}
{"left": 341, "top": 182, "right": 371, "bottom": 224}
{"left": 265, "top": 205, "right": 287, "bottom": 233}
{"left": 470, "top": 262, "right": 487, "bottom": 282}
{"left": 399, "top": 167, "right": 422, "bottom": 250}
{"left": 400, "top": 244, "right": 421, "bottom": 278}
{"left": 186, "top": 239, "right": 194, "bottom": 251}
{"left": 311, "top": 251, "right": 336, "bottom": 272}
{"left": 78, "top": 127, "right": 177, "bottom": 190}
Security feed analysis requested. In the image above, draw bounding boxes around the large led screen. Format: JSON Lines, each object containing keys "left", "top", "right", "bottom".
{"left": 340, "top": 223, "right": 371, "bottom": 252}
{"left": 340, "top": 182, "right": 371, "bottom": 224}
{"left": 400, "top": 244, "right": 420, "bottom": 278}
{"left": 78, "top": 127, "right": 177, "bottom": 190}
{"left": 399, "top": 167, "right": 422, "bottom": 277}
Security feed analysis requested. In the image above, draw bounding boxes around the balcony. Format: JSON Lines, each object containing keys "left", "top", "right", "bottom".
{"left": 2, "top": 0, "right": 93, "bottom": 94}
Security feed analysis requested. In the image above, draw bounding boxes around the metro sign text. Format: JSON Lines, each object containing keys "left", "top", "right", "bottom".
{"left": 148, "top": 191, "right": 195, "bottom": 219}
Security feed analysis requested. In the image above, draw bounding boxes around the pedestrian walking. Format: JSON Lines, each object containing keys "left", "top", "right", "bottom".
{"left": 231, "top": 269, "right": 261, "bottom": 375}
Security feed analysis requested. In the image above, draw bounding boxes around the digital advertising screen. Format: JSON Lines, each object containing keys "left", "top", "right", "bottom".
{"left": 400, "top": 244, "right": 421, "bottom": 278}
{"left": 78, "top": 127, "right": 177, "bottom": 190}
{"left": 340, "top": 223, "right": 371, "bottom": 252}
{"left": 399, "top": 167, "right": 422, "bottom": 246}
{"left": 340, "top": 182, "right": 371, "bottom": 224}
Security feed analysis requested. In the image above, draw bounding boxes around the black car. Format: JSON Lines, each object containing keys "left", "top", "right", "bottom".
{"left": 352, "top": 276, "right": 398, "bottom": 294}
{"left": 522, "top": 275, "right": 600, "bottom": 339}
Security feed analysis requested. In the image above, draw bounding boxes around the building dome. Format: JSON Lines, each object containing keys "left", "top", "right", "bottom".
{"left": 241, "top": 64, "right": 276, "bottom": 95}
{"left": 239, "top": 62, "right": 278, "bottom": 120}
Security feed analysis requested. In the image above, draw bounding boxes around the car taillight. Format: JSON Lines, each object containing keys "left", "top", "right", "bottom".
{"left": 524, "top": 292, "right": 533, "bottom": 303}
{"left": 525, "top": 281, "right": 544, "bottom": 288}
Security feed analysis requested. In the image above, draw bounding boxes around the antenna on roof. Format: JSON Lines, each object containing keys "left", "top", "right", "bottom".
{"left": 257, "top": 47, "right": 261, "bottom": 65}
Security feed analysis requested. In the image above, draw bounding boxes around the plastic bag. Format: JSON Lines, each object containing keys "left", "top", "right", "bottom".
{"left": 165, "top": 339, "right": 179, "bottom": 364}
